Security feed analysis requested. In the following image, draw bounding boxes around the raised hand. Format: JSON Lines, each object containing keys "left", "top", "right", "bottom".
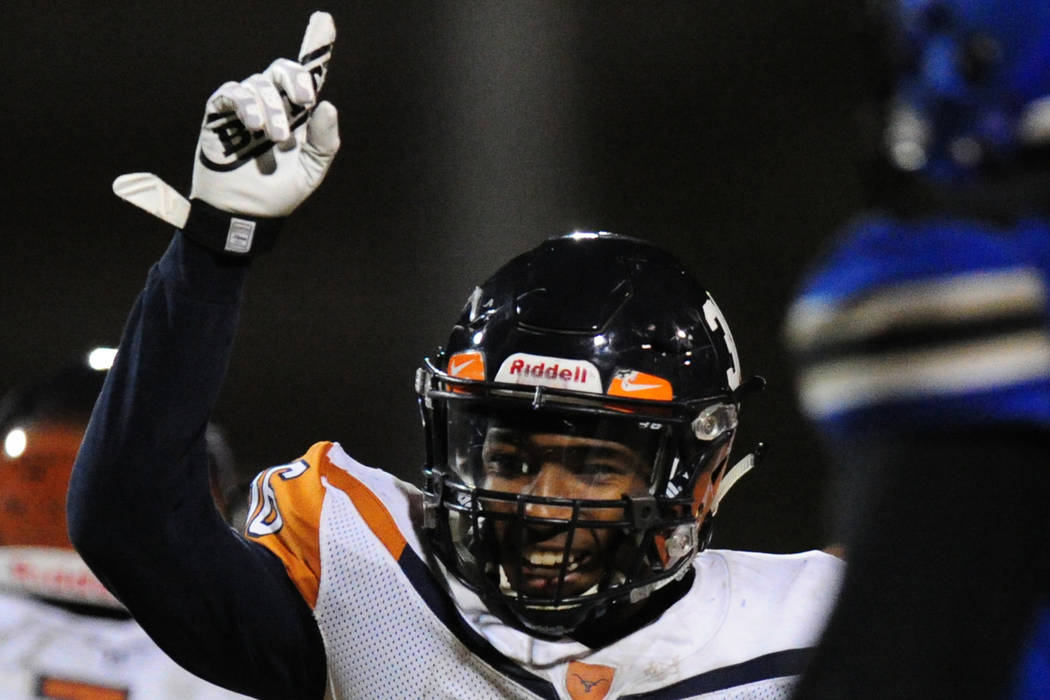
{"left": 113, "top": 12, "right": 339, "bottom": 236}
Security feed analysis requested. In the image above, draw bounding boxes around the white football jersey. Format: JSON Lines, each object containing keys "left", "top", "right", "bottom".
{"left": 246, "top": 442, "right": 843, "bottom": 700}
{"left": 0, "top": 592, "right": 252, "bottom": 700}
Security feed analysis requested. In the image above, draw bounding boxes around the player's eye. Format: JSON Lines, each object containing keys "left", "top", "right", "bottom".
{"left": 484, "top": 451, "right": 531, "bottom": 477}
{"left": 577, "top": 459, "right": 629, "bottom": 479}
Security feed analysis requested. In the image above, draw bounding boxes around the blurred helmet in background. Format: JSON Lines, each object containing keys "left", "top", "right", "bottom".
{"left": 0, "top": 348, "right": 242, "bottom": 608}
{"left": 885, "top": 0, "right": 1050, "bottom": 182}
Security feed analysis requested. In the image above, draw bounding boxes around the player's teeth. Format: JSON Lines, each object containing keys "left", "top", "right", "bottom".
{"left": 525, "top": 551, "right": 582, "bottom": 567}
{"left": 528, "top": 551, "right": 560, "bottom": 567}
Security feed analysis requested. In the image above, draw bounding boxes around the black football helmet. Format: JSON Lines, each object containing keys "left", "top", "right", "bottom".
{"left": 418, "top": 232, "right": 760, "bottom": 638}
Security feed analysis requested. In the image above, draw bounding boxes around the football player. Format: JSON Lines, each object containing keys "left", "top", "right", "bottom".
{"left": 785, "top": 1, "right": 1050, "bottom": 697}
{"left": 69, "top": 12, "right": 843, "bottom": 699}
{"left": 0, "top": 351, "right": 251, "bottom": 698}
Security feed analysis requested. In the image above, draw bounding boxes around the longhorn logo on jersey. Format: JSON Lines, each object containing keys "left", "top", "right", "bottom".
{"left": 566, "top": 660, "right": 616, "bottom": 700}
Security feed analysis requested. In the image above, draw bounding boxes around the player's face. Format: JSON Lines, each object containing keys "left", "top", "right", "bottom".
{"left": 480, "top": 427, "right": 651, "bottom": 599}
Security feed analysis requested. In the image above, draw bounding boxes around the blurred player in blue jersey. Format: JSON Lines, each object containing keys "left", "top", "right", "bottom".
{"left": 0, "top": 351, "right": 251, "bottom": 698}
{"left": 66, "top": 11, "right": 845, "bottom": 700}
{"left": 785, "top": 1, "right": 1050, "bottom": 697}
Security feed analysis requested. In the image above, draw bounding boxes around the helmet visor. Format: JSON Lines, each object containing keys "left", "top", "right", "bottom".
{"left": 445, "top": 401, "right": 672, "bottom": 496}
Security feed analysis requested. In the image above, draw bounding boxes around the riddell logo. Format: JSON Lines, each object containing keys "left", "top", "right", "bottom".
{"left": 495, "top": 353, "right": 603, "bottom": 394}
{"left": 510, "top": 359, "right": 588, "bottom": 382}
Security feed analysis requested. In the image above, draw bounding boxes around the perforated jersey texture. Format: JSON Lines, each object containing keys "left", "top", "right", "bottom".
{"left": 313, "top": 480, "right": 543, "bottom": 699}
{"left": 698, "top": 676, "right": 797, "bottom": 699}
{"left": 292, "top": 445, "right": 842, "bottom": 699}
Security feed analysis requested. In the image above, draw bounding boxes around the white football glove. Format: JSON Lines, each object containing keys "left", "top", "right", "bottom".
{"left": 113, "top": 12, "right": 339, "bottom": 239}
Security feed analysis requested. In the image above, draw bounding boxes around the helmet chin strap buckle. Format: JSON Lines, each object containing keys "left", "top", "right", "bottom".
{"left": 666, "top": 523, "right": 697, "bottom": 559}
{"left": 628, "top": 581, "right": 657, "bottom": 604}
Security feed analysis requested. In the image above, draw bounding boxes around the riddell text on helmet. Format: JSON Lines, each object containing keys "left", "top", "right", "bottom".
{"left": 510, "top": 359, "right": 587, "bottom": 382}
{"left": 495, "top": 353, "right": 603, "bottom": 394}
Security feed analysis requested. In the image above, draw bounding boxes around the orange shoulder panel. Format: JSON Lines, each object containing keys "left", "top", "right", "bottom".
{"left": 321, "top": 463, "right": 407, "bottom": 563}
{"left": 244, "top": 442, "right": 332, "bottom": 609}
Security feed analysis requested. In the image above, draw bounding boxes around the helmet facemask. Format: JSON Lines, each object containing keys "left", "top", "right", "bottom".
{"left": 420, "top": 368, "right": 737, "bottom": 638}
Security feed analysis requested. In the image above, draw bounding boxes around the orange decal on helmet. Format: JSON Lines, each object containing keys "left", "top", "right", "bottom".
{"left": 607, "top": 370, "right": 673, "bottom": 401}
{"left": 447, "top": 351, "right": 486, "bottom": 381}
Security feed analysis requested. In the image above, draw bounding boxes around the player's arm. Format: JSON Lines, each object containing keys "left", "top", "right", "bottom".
{"left": 67, "top": 14, "right": 339, "bottom": 699}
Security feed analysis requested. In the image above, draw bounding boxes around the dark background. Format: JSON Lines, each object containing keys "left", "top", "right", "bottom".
{"left": 1, "top": 1, "right": 873, "bottom": 552}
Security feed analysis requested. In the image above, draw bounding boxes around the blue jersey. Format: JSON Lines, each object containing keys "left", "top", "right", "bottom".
{"left": 785, "top": 213, "right": 1050, "bottom": 438}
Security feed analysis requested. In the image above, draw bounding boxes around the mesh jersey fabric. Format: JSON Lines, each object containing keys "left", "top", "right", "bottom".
{"left": 246, "top": 441, "right": 843, "bottom": 700}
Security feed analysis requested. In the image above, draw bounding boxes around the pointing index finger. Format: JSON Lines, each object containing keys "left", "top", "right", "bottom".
{"left": 299, "top": 11, "right": 336, "bottom": 94}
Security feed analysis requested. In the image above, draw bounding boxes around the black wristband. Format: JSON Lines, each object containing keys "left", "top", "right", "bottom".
{"left": 181, "top": 199, "right": 284, "bottom": 257}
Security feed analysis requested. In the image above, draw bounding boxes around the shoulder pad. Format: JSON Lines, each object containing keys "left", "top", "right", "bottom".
{"left": 245, "top": 442, "right": 331, "bottom": 608}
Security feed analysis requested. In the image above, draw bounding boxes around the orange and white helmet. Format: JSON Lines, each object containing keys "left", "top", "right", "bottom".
{"left": 0, "top": 352, "right": 118, "bottom": 607}
{"left": 0, "top": 349, "right": 241, "bottom": 608}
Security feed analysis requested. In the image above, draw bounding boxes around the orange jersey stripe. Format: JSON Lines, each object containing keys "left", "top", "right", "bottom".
{"left": 321, "top": 461, "right": 407, "bottom": 562}
{"left": 246, "top": 442, "right": 409, "bottom": 610}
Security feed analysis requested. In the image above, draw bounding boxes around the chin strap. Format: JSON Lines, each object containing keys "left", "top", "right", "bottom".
{"left": 711, "top": 443, "right": 766, "bottom": 516}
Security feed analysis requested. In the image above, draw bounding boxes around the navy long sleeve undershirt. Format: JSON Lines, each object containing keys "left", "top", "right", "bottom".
{"left": 67, "top": 231, "right": 327, "bottom": 700}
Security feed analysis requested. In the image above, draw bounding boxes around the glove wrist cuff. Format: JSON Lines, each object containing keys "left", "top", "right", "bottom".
{"left": 181, "top": 199, "right": 284, "bottom": 257}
